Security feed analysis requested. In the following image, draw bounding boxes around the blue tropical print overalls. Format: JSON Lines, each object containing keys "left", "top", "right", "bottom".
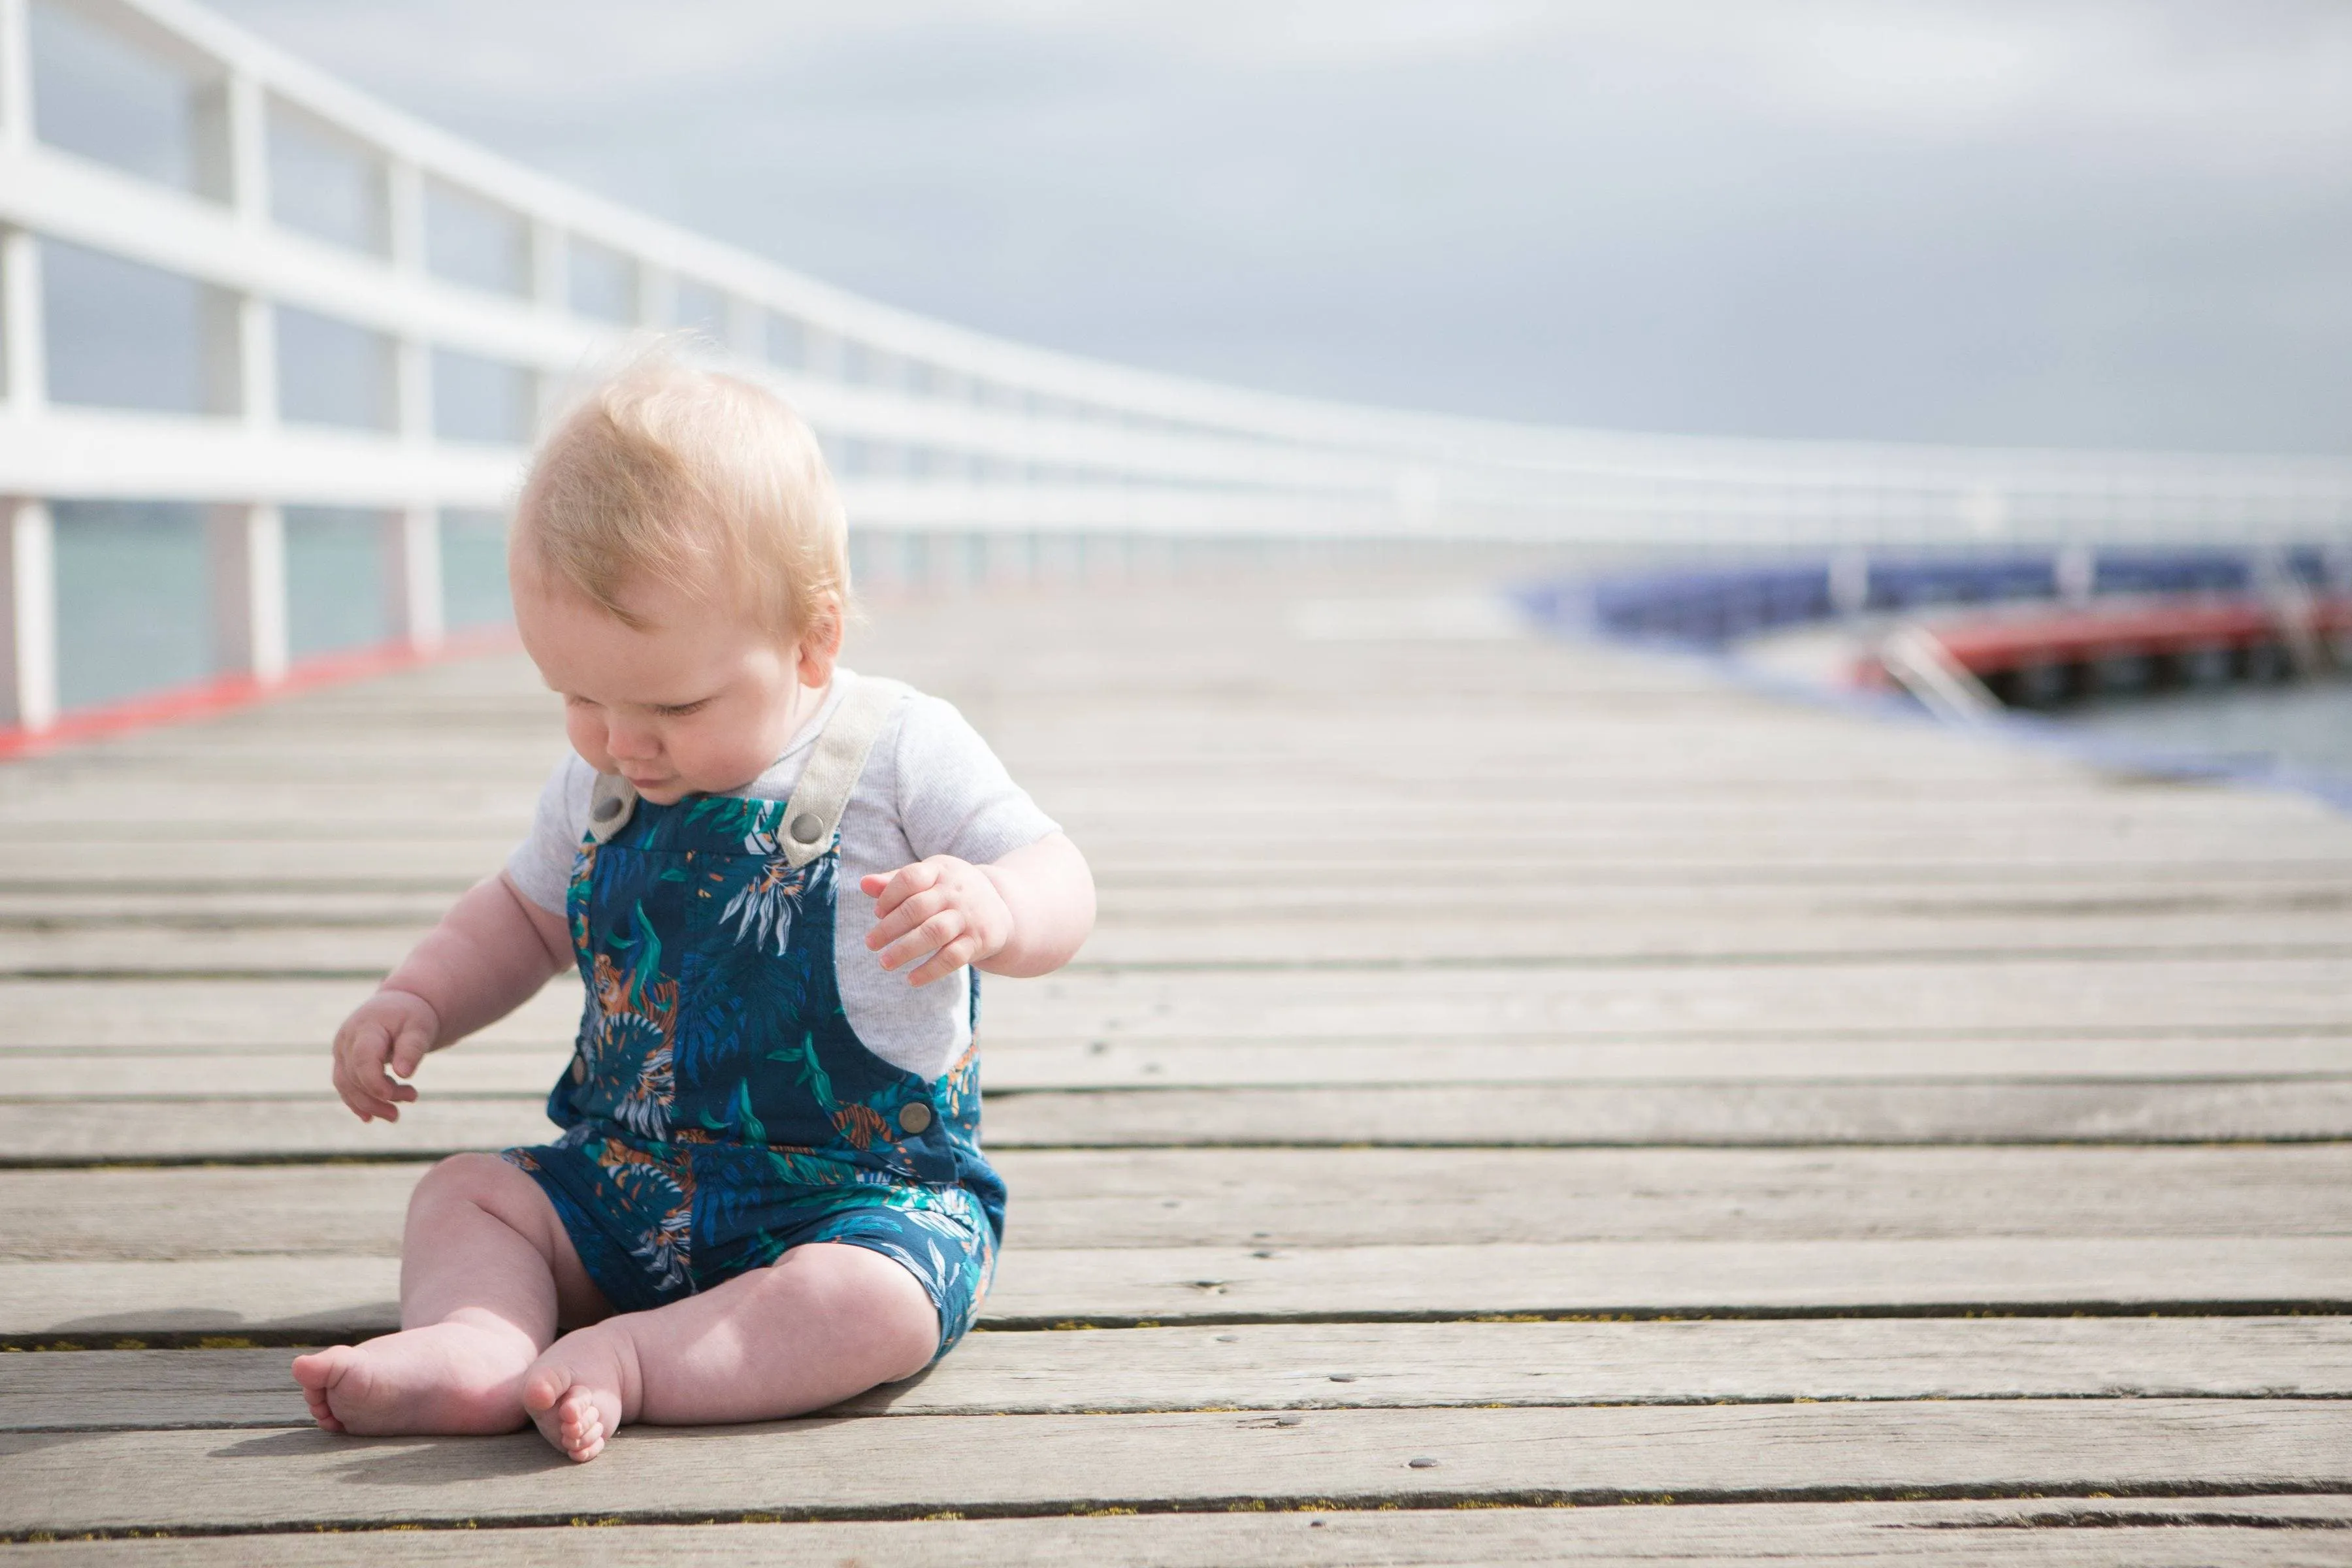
{"left": 501, "top": 749, "right": 1005, "bottom": 1359}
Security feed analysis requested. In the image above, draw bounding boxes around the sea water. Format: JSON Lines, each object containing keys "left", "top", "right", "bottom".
{"left": 45, "top": 503, "right": 512, "bottom": 713}
{"left": 2053, "top": 679, "right": 2352, "bottom": 785}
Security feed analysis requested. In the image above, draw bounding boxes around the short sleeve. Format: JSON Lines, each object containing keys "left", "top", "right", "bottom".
{"left": 888, "top": 695, "right": 1060, "bottom": 867}
{"left": 504, "top": 753, "right": 595, "bottom": 913}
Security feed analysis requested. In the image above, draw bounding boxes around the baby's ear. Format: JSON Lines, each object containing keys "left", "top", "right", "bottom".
{"left": 796, "top": 594, "right": 846, "bottom": 684}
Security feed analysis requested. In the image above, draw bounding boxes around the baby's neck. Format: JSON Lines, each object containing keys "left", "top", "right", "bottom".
{"left": 778, "top": 676, "right": 834, "bottom": 754}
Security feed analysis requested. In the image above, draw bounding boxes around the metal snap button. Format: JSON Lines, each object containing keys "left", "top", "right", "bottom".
{"left": 789, "top": 812, "right": 823, "bottom": 844}
{"left": 897, "top": 1102, "right": 934, "bottom": 1134}
{"left": 593, "top": 795, "right": 623, "bottom": 822}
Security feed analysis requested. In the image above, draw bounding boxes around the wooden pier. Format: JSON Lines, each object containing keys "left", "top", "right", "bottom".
{"left": 3, "top": 572, "right": 2351, "bottom": 1563}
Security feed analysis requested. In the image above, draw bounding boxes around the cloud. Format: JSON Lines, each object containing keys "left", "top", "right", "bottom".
{"left": 206, "top": 0, "right": 2352, "bottom": 453}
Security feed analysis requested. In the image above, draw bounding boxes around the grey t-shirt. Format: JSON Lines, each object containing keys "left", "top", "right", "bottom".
{"left": 504, "top": 669, "right": 1060, "bottom": 1081}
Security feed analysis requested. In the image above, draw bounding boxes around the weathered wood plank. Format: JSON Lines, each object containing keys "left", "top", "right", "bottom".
{"left": 7, "top": 909, "right": 2347, "bottom": 974}
{"left": 10, "top": 1079, "right": 2352, "bottom": 1163}
{"left": 8, "top": 1146, "right": 2345, "bottom": 1260}
{"left": 7, "top": 789, "right": 2341, "bottom": 840}
{"left": 984, "top": 958, "right": 2352, "bottom": 1039}
{"left": 0, "top": 1053, "right": 567, "bottom": 1098}
{"left": 7, "top": 1237, "right": 2345, "bottom": 1339}
{"left": 8, "top": 957, "right": 2351, "bottom": 1050}
{"left": 9, "top": 1316, "right": 2351, "bottom": 1431}
{"left": 5, "top": 872, "right": 2347, "bottom": 933}
{"left": 0, "top": 709, "right": 2324, "bottom": 777}
{"left": 0, "top": 980, "right": 580, "bottom": 1048}
{"left": 976, "top": 1080, "right": 2352, "bottom": 1146}
{"left": 7, "top": 834, "right": 2347, "bottom": 888}
{"left": 3, "top": 802, "right": 2342, "bottom": 844}
{"left": 7, "top": 1032, "right": 2349, "bottom": 1086}
{"left": 6, "top": 1403, "right": 2352, "bottom": 1536}
{"left": 978, "top": 1032, "right": 2352, "bottom": 1086}
{"left": 8, "top": 1499, "right": 2351, "bottom": 1568}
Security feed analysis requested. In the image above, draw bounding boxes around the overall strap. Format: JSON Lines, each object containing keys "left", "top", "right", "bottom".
{"left": 779, "top": 676, "right": 911, "bottom": 868}
{"left": 585, "top": 772, "right": 638, "bottom": 845}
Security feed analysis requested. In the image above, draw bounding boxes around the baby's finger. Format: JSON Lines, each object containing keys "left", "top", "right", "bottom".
{"left": 334, "top": 1014, "right": 387, "bottom": 1065}
{"left": 866, "top": 862, "right": 939, "bottom": 919}
{"left": 331, "top": 1061, "right": 400, "bottom": 1122}
{"left": 332, "top": 1023, "right": 404, "bottom": 1121}
{"left": 364, "top": 1045, "right": 417, "bottom": 1107}
{"left": 865, "top": 887, "right": 946, "bottom": 951}
{"left": 389, "top": 1024, "right": 433, "bottom": 1086}
{"left": 907, "top": 932, "right": 983, "bottom": 988}
{"left": 881, "top": 909, "right": 964, "bottom": 974}
{"left": 333, "top": 1020, "right": 387, "bottom": 1082}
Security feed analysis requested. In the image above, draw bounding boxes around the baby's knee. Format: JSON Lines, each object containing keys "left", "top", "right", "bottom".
{"left": 773, "top": 1243, "right": 940, "bottom": 1378}
{"left": 408, "top": 1152, "right": 546, "bottom": 1227}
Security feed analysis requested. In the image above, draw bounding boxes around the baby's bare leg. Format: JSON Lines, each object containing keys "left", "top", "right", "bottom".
{"left": 291, "top": 1152, "right": 607, "bottom": 1435}
{"left": 519, "top": 1241, "right": 937, "bottom": 1462}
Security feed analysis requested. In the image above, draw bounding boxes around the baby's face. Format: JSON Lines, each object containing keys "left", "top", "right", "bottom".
{"left": 514, "top": 566, "right": 819, "bottom": 804}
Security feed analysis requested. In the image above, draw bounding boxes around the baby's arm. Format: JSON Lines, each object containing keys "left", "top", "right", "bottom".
{"left": 861, "top": 832, "right": 1095, "bottom": 987}
{"left": 331, "top": 872, "right": 572, "bottom": 1122}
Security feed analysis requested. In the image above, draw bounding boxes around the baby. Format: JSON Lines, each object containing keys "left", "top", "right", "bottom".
{"left": 292, "top": 357, "right": 1094, "bottom": 1461}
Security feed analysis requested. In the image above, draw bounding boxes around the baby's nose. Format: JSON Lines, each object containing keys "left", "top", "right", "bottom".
{"left": 606, "top": 724, "right": 661, "bottom": 760}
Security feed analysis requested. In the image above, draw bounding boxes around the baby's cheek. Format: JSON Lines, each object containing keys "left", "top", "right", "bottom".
{"left": 564, "top": 715, "right": 614, "bottom": 773}
{"left": 683, "top": 727, "right": 772, "bottom": 794}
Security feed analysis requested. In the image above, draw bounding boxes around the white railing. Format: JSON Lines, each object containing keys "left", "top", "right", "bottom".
{"left": 4, "top": 0, "right": 2352, "bottom": 730}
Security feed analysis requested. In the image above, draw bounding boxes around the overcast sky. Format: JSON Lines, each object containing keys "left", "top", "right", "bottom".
{"left": 208, "top": 0, "right": 2352, "bottom": 456}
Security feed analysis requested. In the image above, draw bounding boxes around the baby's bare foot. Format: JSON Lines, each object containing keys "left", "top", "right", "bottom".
{"left": 291, "top": 1321, "right": 536, "bottom": 1437}
{"left": 521, "top": 1322, "right": 641, "bottom": 1462}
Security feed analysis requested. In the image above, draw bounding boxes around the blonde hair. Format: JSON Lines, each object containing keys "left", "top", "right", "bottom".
{"left": 515, "top": 352, "right": 848, "bottom": 642}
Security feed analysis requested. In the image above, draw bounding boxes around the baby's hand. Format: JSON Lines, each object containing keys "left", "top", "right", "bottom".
{"left": 861, "top": 857, "right": 1014, "bottom": 987}
{"left": 331, "top": 989, "right": 440, "bottom": 1122}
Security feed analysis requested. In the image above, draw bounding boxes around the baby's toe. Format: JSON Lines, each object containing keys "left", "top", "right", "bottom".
{"left": 291, "top": 1349, "right": 350, "bottom": 1430}
{"left": 559, "top": 1389, "right": 605, "bottom": 1462}
{"left": 520, "top": 1365, "right": 565, "bottom": 1416}
{"left": 558, "top": 1388, "right": 597, "bottom": 1430}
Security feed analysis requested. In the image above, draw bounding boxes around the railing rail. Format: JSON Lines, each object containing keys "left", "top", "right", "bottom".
{"left": 4, "top": 0, "right": 2352, "bottom": 732}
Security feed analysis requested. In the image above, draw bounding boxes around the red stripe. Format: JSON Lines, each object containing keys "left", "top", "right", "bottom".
{"left": 1923, "top": 596, "right": 2349, "bottom": 677}
{"left": 0, "top": 626, "right": 521, "bottom": 760}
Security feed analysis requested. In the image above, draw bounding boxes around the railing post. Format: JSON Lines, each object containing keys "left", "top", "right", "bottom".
{"left": 529, "top": 219, "right": 566, "bottom": 310}
{"left": 638, "top": 265, "right": 676, "bottom": 332}
{"left": 376, "top": 161, "right": 444, "bottom": 651}
{"left": 0, "top": 496, "right": 56, "bottom": 730}
{"left": 725, "top": 295, "right": 764, "bottom": 362}
{"left": 385, "top": 504, "right": 443, "bottom": 652}
{"left": 2055, "top": 543, "right": 2097, "bottom": 607}
{"left": 387, "top": 159, "right": 424, "bottom": 271}
{"left": 388, "top": 159, "right": 431, "bottom": 435}
{"left": 209, "top": 503, "right": 287, "bottom": 684}
{"left": 224, "top": 71, "right": 268, "bottom": 221}
{"left": 805, "top": 325, "right": 844, "bottom": 380}
{"left": 232, "top": 288, "right": 276, "bottom": 431}
{"left": 2, "top": 224, "right": 42, "bottom": 410}
{"left": 0, "top": 0, "right": 48, "bottom": 736}
{"left": 395, "top": 336, "right": 431, "bottom": 442}
{"left": 0, "top": 0, "right": 29, "bottom": 155}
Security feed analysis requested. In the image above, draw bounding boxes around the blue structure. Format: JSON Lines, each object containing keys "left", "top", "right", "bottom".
{"left": 1542, "top": 547, "right": 2340, "bottom": 650}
